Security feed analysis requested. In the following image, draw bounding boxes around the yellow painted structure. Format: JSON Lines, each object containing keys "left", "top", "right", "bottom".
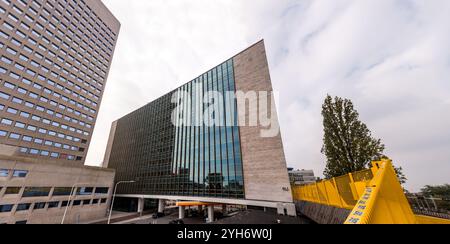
{"left": 415, "top": 215, "right": 450, "bottom": 224}
{"left": 176, "top": 202, "right": 217, "bottom": 207}
{"left": 292, "top": 159, "right": 450, "bottom": 224}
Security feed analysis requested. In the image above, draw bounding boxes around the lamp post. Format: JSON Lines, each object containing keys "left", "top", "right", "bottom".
{"left": 61, "top": 183, "right": 89, "bottom": 224}
{"left": 108, "top": 180, "right": 135, "bottom": 224}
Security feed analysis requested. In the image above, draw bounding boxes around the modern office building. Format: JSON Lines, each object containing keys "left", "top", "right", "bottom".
{"left": 0, "top": 155, "right": 114, "bottom": 224}
{"left": 104, "top": 40, "right": 296, "bottom": 219}
{"left": 0, "top": 0, "right": 120, "bottom": 164}
{"left": 288, "top": 168, "right": 317, "bottom": 186}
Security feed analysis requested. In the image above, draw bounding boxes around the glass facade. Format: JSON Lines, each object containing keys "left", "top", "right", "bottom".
{"left": 109, "top": 59, "right": 244, "bottom": 199}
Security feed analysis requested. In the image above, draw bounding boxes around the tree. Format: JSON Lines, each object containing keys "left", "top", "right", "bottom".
{"left": 321, "top": 95, "right": 385, "bottom": 179}
{"left": 394, "top": 166, "right": 407, "bottom": 185}
{"left": 421, "top": 184, "right": 450, "bottom": 198}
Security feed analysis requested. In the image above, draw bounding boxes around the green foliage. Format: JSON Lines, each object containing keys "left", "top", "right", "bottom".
{"left": 421, "top": 184, "right": 450, "bottom": 198}
{"left": 321, "top": 95, "right": 385, "bottom": 179}
{"left": 394, "top": 166, "right": 407, "bottom": 185}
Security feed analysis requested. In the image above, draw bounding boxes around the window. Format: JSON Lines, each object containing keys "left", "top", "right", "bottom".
{"left": 72, "top": 200, "right": 81, "bottom": 206}
{"left": 0, "top": 169, "right": 9, "bottom": 177}
{"left": 0, "top": 91, "right": 10, "bottom": 100}
{"left": 0, "top": 205, "right": 14, "bottom": 213}
{"left": 82, "top": 199, "right": 90, "bottom": 205}
{"left": 0, "top": 30, "right": 9, "bottom": 39}
{"left": 22, "top": 78, "right": 32, "bottom": 85}
{"left": 100, "top": 198, "right": 107, "bottom": 204}
{"left": 20, "top": 111, "right": 30, "bottom": 118}
{"left": 5, "top": 187, "right": 21, "bottom": 195}
{"left": 33, "top": 83, "right": 42, "bottom": 90}
{"left": 12, "top": 97, "right": 23, "bottom": 104}
{"left": 15, "top": 122, "right": 26, "bottom": 129}
{"left": 3, "top": 82, "right": 15, "bottom": 89}
{"left": 13, "top": 170, "right": 28, "bottom": 177}
{"left": 77, "top": 187, "right": 93, "bottom": 195}
{"left": 2, "top": 22, "right": 14, "bottom": 31}
{"left": 0, "top": 130, "right": 7, "bottom": 137}
{"left": 19, "top": 54, "right": 29, "bottom": 62}
{"left": 6, "top": 107, "right": 18, "bottom": 114}
{"left": 25, "top": 101, "right": 34, "bottom": 108}
{"left": 34, "top": 202, "right": 46, "bottom": 210}
{"left": 95, "top": 187, "right": 109, "bottom": 194}
{"left": 52, "top": 187, "right": 72, "bottom": 196}
{"left": 1, "top": 119, "right": 13, "bottom": 126}
{"left": 16, "top": 203, "right": 31, "bottom": 212}
{"left": 26, "top": 125, "right": 37, "bottom": 132}
{"left": 47, "top": 202, "right": 59, "bottom": 208}
{"left": 9, "top": 133, "right": 20, "bottom": 140}
{"left": 9, "top": 72, "right": 20, "bottom": 80}
{"left": 6, "top": 47, "right": 17, "bottom": 55}
{"left": 18, "top": 87, "right": 27, "bottom": 94}
{"left": 31, "top": 115, "right": 40, "bottom": 121}
{"left": 28, "top": 92, "right": 38, "bottom": 99}
{"left": 22, "top": 187, "right": 51, "bottom": 197}
{"left": 26, "top": 69, "right": 36, "bottom": 77}
{"left": 1, "top": 56, "right": 13, "bottom": 64}
{"left": 22, "top": 136, "right": 32, "bottom": 142}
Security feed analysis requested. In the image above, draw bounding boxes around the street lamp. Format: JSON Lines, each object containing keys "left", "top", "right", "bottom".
{"left": 61, "top": 183, "right": 89, "bottom": 224}
{"left": 108, "top": 180, "right": 136, "bottom": 224}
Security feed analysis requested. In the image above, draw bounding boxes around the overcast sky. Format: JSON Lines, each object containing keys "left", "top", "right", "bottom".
{"left": 86, "top": 0, "right": 450, "bottom": 192}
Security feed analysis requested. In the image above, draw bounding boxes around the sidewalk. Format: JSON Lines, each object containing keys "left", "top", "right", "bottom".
{"left": 83, "top": 211, "right": 143, "bottom": 224}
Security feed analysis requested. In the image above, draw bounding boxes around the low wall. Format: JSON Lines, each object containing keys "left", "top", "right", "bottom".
{"left": 295, "top": 201, "right": 351, "bottom": 224}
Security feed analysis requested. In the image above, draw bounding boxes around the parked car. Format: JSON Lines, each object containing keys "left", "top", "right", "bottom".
{"left": 152, "top": 212, "right": 165, "bottom": 219}
{"left": 188, "top": 210, "right": 199, "bottom": 217}
{"left": 169, "top": 219, "right": 185, "bottom": 225}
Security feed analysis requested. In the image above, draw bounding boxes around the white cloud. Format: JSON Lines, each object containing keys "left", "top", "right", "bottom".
{"left": 87, "top": 0, "right": 450, "bottom": 192}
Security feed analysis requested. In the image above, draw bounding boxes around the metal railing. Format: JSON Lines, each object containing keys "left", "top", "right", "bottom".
{"left": 293, "top": 159, "right": 450, "bottom": 224}
{"left": 407, "top": 195, "right": 450, "bottom": 220}
{"left": 292, "top": 169, "right": 373, "bottom": 210}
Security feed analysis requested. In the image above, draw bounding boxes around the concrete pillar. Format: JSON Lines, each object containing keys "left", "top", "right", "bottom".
{"left": 222, "top": 204, "right": 227, "bottom": 215}
{"left": 179, "top": 206, "right": 185, "bottom": 219}
{"left": 158, "top": 199, "right": 165, "bottom": 213}
{"left": 207, "top": 206, "right": 215, "bottom": 223}
{"left": 137, "top": 198, "right": 144, "bottom": 216}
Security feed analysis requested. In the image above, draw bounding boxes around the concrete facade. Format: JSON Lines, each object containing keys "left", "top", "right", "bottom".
{"left": 0, "top": 154, "right": 115, "bottom": 224}
{"left": 102, "top": 120, "right": 117, "bottom": 168}
{"left": 233, "top": 41, "right": 293, "bottom": 204}
{"left": 0, "top": 0, "right": 120, "bottom": 164}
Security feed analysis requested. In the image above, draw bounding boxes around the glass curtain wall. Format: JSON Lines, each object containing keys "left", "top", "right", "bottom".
{"left": 110, "top": 59, "right": 244, "bottom": 199}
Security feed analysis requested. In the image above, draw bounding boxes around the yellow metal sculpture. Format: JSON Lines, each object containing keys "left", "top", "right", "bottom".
{"left": 292, "top": 159, "right": 450, "bottom": 224}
